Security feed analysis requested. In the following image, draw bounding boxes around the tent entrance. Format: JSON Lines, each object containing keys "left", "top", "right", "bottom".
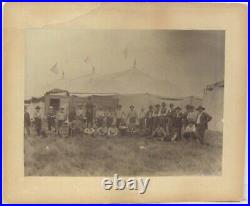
{"left": 49, "top": 98, "right": 60, "bottom": 111}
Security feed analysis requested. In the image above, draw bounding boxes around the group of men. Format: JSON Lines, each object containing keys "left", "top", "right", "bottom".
{"left": 24, "top": 96, "right": 212, "bottom": 144}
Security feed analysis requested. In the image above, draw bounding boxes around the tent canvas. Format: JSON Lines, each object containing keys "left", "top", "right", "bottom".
{"left": 202, "top": 81, "right": 224, "bottom": 132}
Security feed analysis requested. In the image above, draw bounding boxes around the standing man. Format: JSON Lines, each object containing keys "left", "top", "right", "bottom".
{"left": 127, "top": 105, "right": 138, "bottom": 135}
{"left": 167, "top": 103, "right": 176, "bottom": 139}
{"left": 160, "top": 102, "right": 168, "bottom": 133}
{"left": 68, "top": 106, "right": 77, "bottom": 137}
{"left": 33, "top": 106, "right": 42, "bottom": 136}
{"left": 47, "top": 106, "right": 56, "bottom": 133}
{"left": 115, "top": 104, "right": 126, "bottom": 128}
{"left": 195, "top": 106, "right": 212, "bottom": 144}
{"left": 56, "top": 107, "right": 66, "bottom": 137}
{"left": 77, "top": 104, "right": 85, "bottom": 123}
{"left": 146, "top": 105, "right": 154, "bottom": 135}
{"left": 138, "top": 107, "right": 146, "bottom": 130}
{"left": 171, "top": 107, "right": 183, "bottom": 141}
{"left": 85, "top": 96, "right": 95, "bottom": 128}
{"left": 152, "top": 104, "right": 161, "bottom": 132}
{"left": 24, "top": 105, "right": 31, "bottom": 136}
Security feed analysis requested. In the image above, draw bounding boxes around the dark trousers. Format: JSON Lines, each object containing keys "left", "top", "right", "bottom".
{"left": 146, "top": 118, "right": 153, "bottom": 134}
{"left": 24, "top": 124, "right": 30, "bottom": 136}
{"left": 48, "top": 118, "right": 55, "bottom": 131}
{"left": 86, "top": 113, "right": 93, "bottom": 127}
{"left": 34, "top": 118, "right": 42, "bottom": 136}
{"left": 196, "top": 125, "right": 206, "bottom": 144}
{"left": 174, "top": 127, "right": 182, "bottom": 141}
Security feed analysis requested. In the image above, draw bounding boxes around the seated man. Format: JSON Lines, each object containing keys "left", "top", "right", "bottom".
{"left": 84, "top": 127, "right": 95, "bottom": 136}
{"left": 95, "top": 112, "right": 108, "bottom": 136}
{"left": 152, "top": 124, "right": 167, "bottom": 141}
{"left": 117, "top": 118, "right": 128, "bottom": 136}
{"left": 107, "top": 123, "right": 118, "bottom": 137}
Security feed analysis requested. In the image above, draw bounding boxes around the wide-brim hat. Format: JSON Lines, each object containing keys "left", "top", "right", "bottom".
{"left": 35, "top": 106, "right": 40, "bottom": 109}
{"left": 129, "top": 105, "right": 135, "bottom": 109}
{"left": 161, "top": 102, "right": 166, "bottom": 106}
{"left": 175, "top": 106, "right": 181, "bottom": 111}
{"left": 149, "top": 105, "right": 153, "bottom": 109}
{"left": 155, "top": 104, "right": 160, "bottom": 108}
{"left": 196, "top": 106, "right": 205, "bottom": 111}
{"left": 169, "top": 103, "right": 174, "bottom": 107}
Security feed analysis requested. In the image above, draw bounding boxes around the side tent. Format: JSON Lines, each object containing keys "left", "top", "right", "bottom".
{"left": 202, "top": 81, "right": 224, "bottom": 132}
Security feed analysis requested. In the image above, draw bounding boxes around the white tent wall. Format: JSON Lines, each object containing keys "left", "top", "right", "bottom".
{"left": 117, "top": 94, "right": 202, "bottom": 113}
{"left": 202, "top": 85, "right": 224, "bottom": 132}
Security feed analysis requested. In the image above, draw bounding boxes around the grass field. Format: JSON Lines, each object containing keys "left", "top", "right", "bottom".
{"left": 24, "top": 125, "right": 222, "bottom": 176}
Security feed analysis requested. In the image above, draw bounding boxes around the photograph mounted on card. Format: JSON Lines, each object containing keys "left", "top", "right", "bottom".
{"left": 3, "top": 3, "right": 247, "bottom": 203}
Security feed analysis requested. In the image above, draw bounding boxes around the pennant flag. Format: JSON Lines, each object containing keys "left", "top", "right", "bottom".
{"left": 50, "top": 63, "right": 58, "bottom": 75}
{"left": 84, "top": 56, "right": 90, "bottom": 64}
{"left": 123, "top": 47, "right": 128, "bottom": 59}
{"left": 133, "top": 59, "right": 137, "bottom": 69}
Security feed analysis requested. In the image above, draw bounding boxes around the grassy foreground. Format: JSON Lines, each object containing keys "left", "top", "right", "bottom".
{"left": 24, "top": 127, "right": 222, "bottom": 176}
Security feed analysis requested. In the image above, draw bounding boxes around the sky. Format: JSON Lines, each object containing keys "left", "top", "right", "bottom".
{"left": 25, "top": 30, "right": 225, "bottom": 98}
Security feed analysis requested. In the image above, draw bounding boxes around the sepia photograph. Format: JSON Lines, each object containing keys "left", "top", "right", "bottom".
{"left": 3, "top": 3, "right": 247, "bottom": 203}
{"left": 24, "top": 29, "right": 225, "bottom": 176}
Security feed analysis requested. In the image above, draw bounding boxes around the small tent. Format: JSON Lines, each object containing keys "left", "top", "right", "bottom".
{"left": 202, "top": 81, "right": 224, "bottom": 132}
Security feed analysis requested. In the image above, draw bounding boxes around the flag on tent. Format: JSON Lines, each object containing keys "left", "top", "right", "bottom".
{"left": 123, "top": 47, "right": 128, "bottom": 59}
{"left": 133, "top": 59, "right": 137, "bottom": 69}
{"left": 50, "top": 63, "right": 59, "bottom": 75}
{"left": 84, "top": 56, "right": 90, "bottom": 64}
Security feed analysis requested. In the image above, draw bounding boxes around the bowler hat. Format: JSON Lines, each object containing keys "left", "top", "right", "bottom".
{"left": 175, "top": 106, "right": 181, "bottom": 111}
{"left": 196, "top": 106, "right": 205, "bottom": 111}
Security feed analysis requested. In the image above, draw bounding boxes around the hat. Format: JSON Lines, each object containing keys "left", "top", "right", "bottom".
{"left": 196, "top": 106, "right": 205, "bottom": 111}
{"left": 60, "top": 107, "right": 64, "bottom": 110}
{"left": 35, "top": 106, "right": 40, "bottom": 109}
{"left": 155, "top": 104, "right": 160, "bottom": 108}
{"left": 129, "top": 105, "right": 135, "bottom": 109}
{"left": 49, "top": 106, "right": 53, "bottom": 109}
{"left": 149, "top": 105, "right": 153, "bottom": 109}
{"left": 169, "top": 103, "right": 174, "bottom": 107}
{"left": 117, "top": 104, "right": 122, "bottom": 108}
{"left": 175, "top": 106, "right": 181, "bottom": 111}
{"left": 161, "top": 102, "right": 166, "bottom": 106}
{"left": 185, "top": 104, "right": 191, "bottom": 109}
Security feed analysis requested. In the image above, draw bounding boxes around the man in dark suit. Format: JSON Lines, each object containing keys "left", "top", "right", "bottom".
{"left": 195, "top": 106, "right": 212, "bottom": 144}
